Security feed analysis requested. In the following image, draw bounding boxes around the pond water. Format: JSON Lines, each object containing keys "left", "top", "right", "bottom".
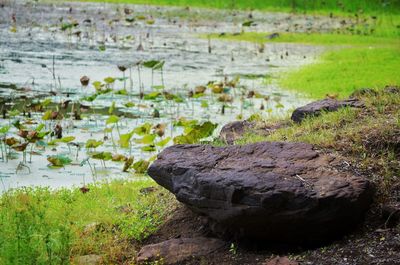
{"left": 0, "top": 1, "right": 331, "bottom": 191}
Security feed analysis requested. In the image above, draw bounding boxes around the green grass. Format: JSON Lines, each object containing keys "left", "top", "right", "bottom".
{"left": 69, "top": 0, "right": 400, "bottom": 15}
{"left": 211, "top": 30, "right": 400, "bottom": 98}
{"left": 0, "top": 179, "right": 175, "bottom": 264}
{"left": 280, "top": 46, "right": 400, "bottom": 98}
{"left": 211, "top": 31, "right": 400, "bottom": 45}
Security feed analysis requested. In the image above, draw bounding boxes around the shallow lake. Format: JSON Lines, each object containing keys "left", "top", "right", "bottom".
{"left": 0, "top": 1, "right": 333, "bottom": 190}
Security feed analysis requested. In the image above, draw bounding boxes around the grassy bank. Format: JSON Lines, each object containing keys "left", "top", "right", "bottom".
{"left": 211, "top": 32, "right": 400, "bottom": 45}
{"left": 212, "top": 31, "right": 400, "bottom": 98}
{"left": 237, "top": 88, "right": 400, "bottom": 197}
{"left": 0, "top": 179, "right": 175, "bottom": 264}
{"left": 281, "top": 46, "right": 400, "bottom": 98}
{"left": 70, "top": 0, "right": 400, "bottom": 15}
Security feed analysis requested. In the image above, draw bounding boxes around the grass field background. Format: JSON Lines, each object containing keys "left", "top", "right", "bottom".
{"left": 73, "top": 0, "right": 400, "bottom": 14}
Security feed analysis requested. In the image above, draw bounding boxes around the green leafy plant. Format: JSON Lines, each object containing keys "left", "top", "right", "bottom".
{"left": 174, "top": 121, "right": 217, "bottom": 144}
{"left": 47, "top": 154, "right": 72, "bottom": 168}
{"left": 85, "top": 139, "right": 104, "bottom": 151}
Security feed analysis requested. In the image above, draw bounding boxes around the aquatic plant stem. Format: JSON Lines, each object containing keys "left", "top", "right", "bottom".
{"left": 87, "top": 159, "right": 97, "bottom": 181}
{"left": 123, "top": 71, "right": 126, "bottom": 90}
{"left": 137, "top": 64, "right": 143, "bottom": 98}
{"left": 29, "top": 144, "right": 34, "bottom": 163}
{"left": 0, "top": 140, "right": 4, "bottom": 162}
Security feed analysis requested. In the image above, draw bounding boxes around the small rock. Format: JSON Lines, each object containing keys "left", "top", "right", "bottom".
{"left": 382, "top": 203, "right": 400, "bottom": 227}
{"left": 219, "top": 121, "right": 254, "bottom": 144}
{"left": 266, "top": 32, "right": 280, "bottom": 39}
{"left": 219, "top": 121, "right": 285, "bottom": 144}
{"left": 264, "top": 256, "right": 299, "bottom": 265}
{"left": 384, "top": 85, "right": 400, "bottom": 94}
{"left": 116, "top": 204, "right": 134, "bottom": 214}
{"left": 82, "top": 222, "right": 102, "bottom": 235}
{"left": 140, "top": 186, "right": 157, "bottom": 194}
{"left": 73, "top": 254, "right": 102, "bottom": 265}
{"left": 291, "top": 98, "right": 364, "bottom": 123}
{"left": 195, "top": 85, "right": 207, "bottom": 94}
{"left": 350, "top": 88, "right": 378, "bottom": 98}
{"left": 137, "top": 237, "right": 226, "bottom": 264}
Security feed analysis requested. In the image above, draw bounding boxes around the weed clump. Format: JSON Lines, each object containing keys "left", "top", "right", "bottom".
{"left": 0, "top": 180, "right": 175, "bottom": 264}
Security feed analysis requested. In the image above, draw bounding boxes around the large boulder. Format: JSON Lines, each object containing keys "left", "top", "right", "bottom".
{"left": 148, "top": 142, "right": 374, "bottom": 243}
{"left": 291, "top": 98, "right": 363, "bottom": 123}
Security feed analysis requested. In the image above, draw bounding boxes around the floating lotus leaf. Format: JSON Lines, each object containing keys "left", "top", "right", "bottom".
{"left": 141, "top": 145, "right": 156, "bottom": 152}
{"left": 119, "top": 132, "right": 133, "bottom": 148}
{"left": 91, "top": 151, "right": 112, "bottom": 161}
{"left": 156, "top": 137, "right": 171, "bottom": 147}
{"left": 85, "top": 139, "right": 104, "bottom": 149}
{"left": 173, "top": 121, "right": 217, "bottom": 144}
{"left": 106, "top": 115, "right": 120, "bottom": 125}
{"left": 242, "top": 20, "right": 254, "bottom": 27}
{"left": 0, "top": 125, "right": 10, "bottom": 134}
{"left": 135, "top": 134, "right": 156, "bottom": 145}
{"left": 47, "top": 155, "right": 72, "bottom": 167}
{"left": 60, "top": 136, "right": 75, "bottom": 143}
{"left": 133, "top": 123, "right": 152, "bottom": 136}
{"left": 132, "top": 159, "right": 149, "bottom": 173}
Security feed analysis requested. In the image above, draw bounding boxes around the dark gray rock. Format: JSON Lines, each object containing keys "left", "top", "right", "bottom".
{"left": 267, "top": 32, "right": 280, "bottom": 39}
{"left": 219, "top": 121, "right": 286, "bottom": 144}
{"left": 382, "top": 203, "right": 400, "bottom": 227}
{"left": 291, "top": 98, "right": 363, "bottom": 123}
{"left": 219, "top": 120, "right": 255, "bottom": 144}
{"left": 137, "top": 237, "right": 226, "bottom": 264}
{"left": 384, "top": 85, "right": 400, "bottom": 94}
{"left": 148, "top": 142, "right": 374, "bottom": 243}
{"left": 350, "top": 88, "right": 378, "bottom": 98}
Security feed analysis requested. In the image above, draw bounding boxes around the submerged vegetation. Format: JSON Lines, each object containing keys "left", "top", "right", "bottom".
{"left": 0, "top": 66, "right": 265, "bottom": 183}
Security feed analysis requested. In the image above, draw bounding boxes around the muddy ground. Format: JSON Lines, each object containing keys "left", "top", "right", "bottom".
{"left": 141, "top": 203, "right": 400, "bottom": 265}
